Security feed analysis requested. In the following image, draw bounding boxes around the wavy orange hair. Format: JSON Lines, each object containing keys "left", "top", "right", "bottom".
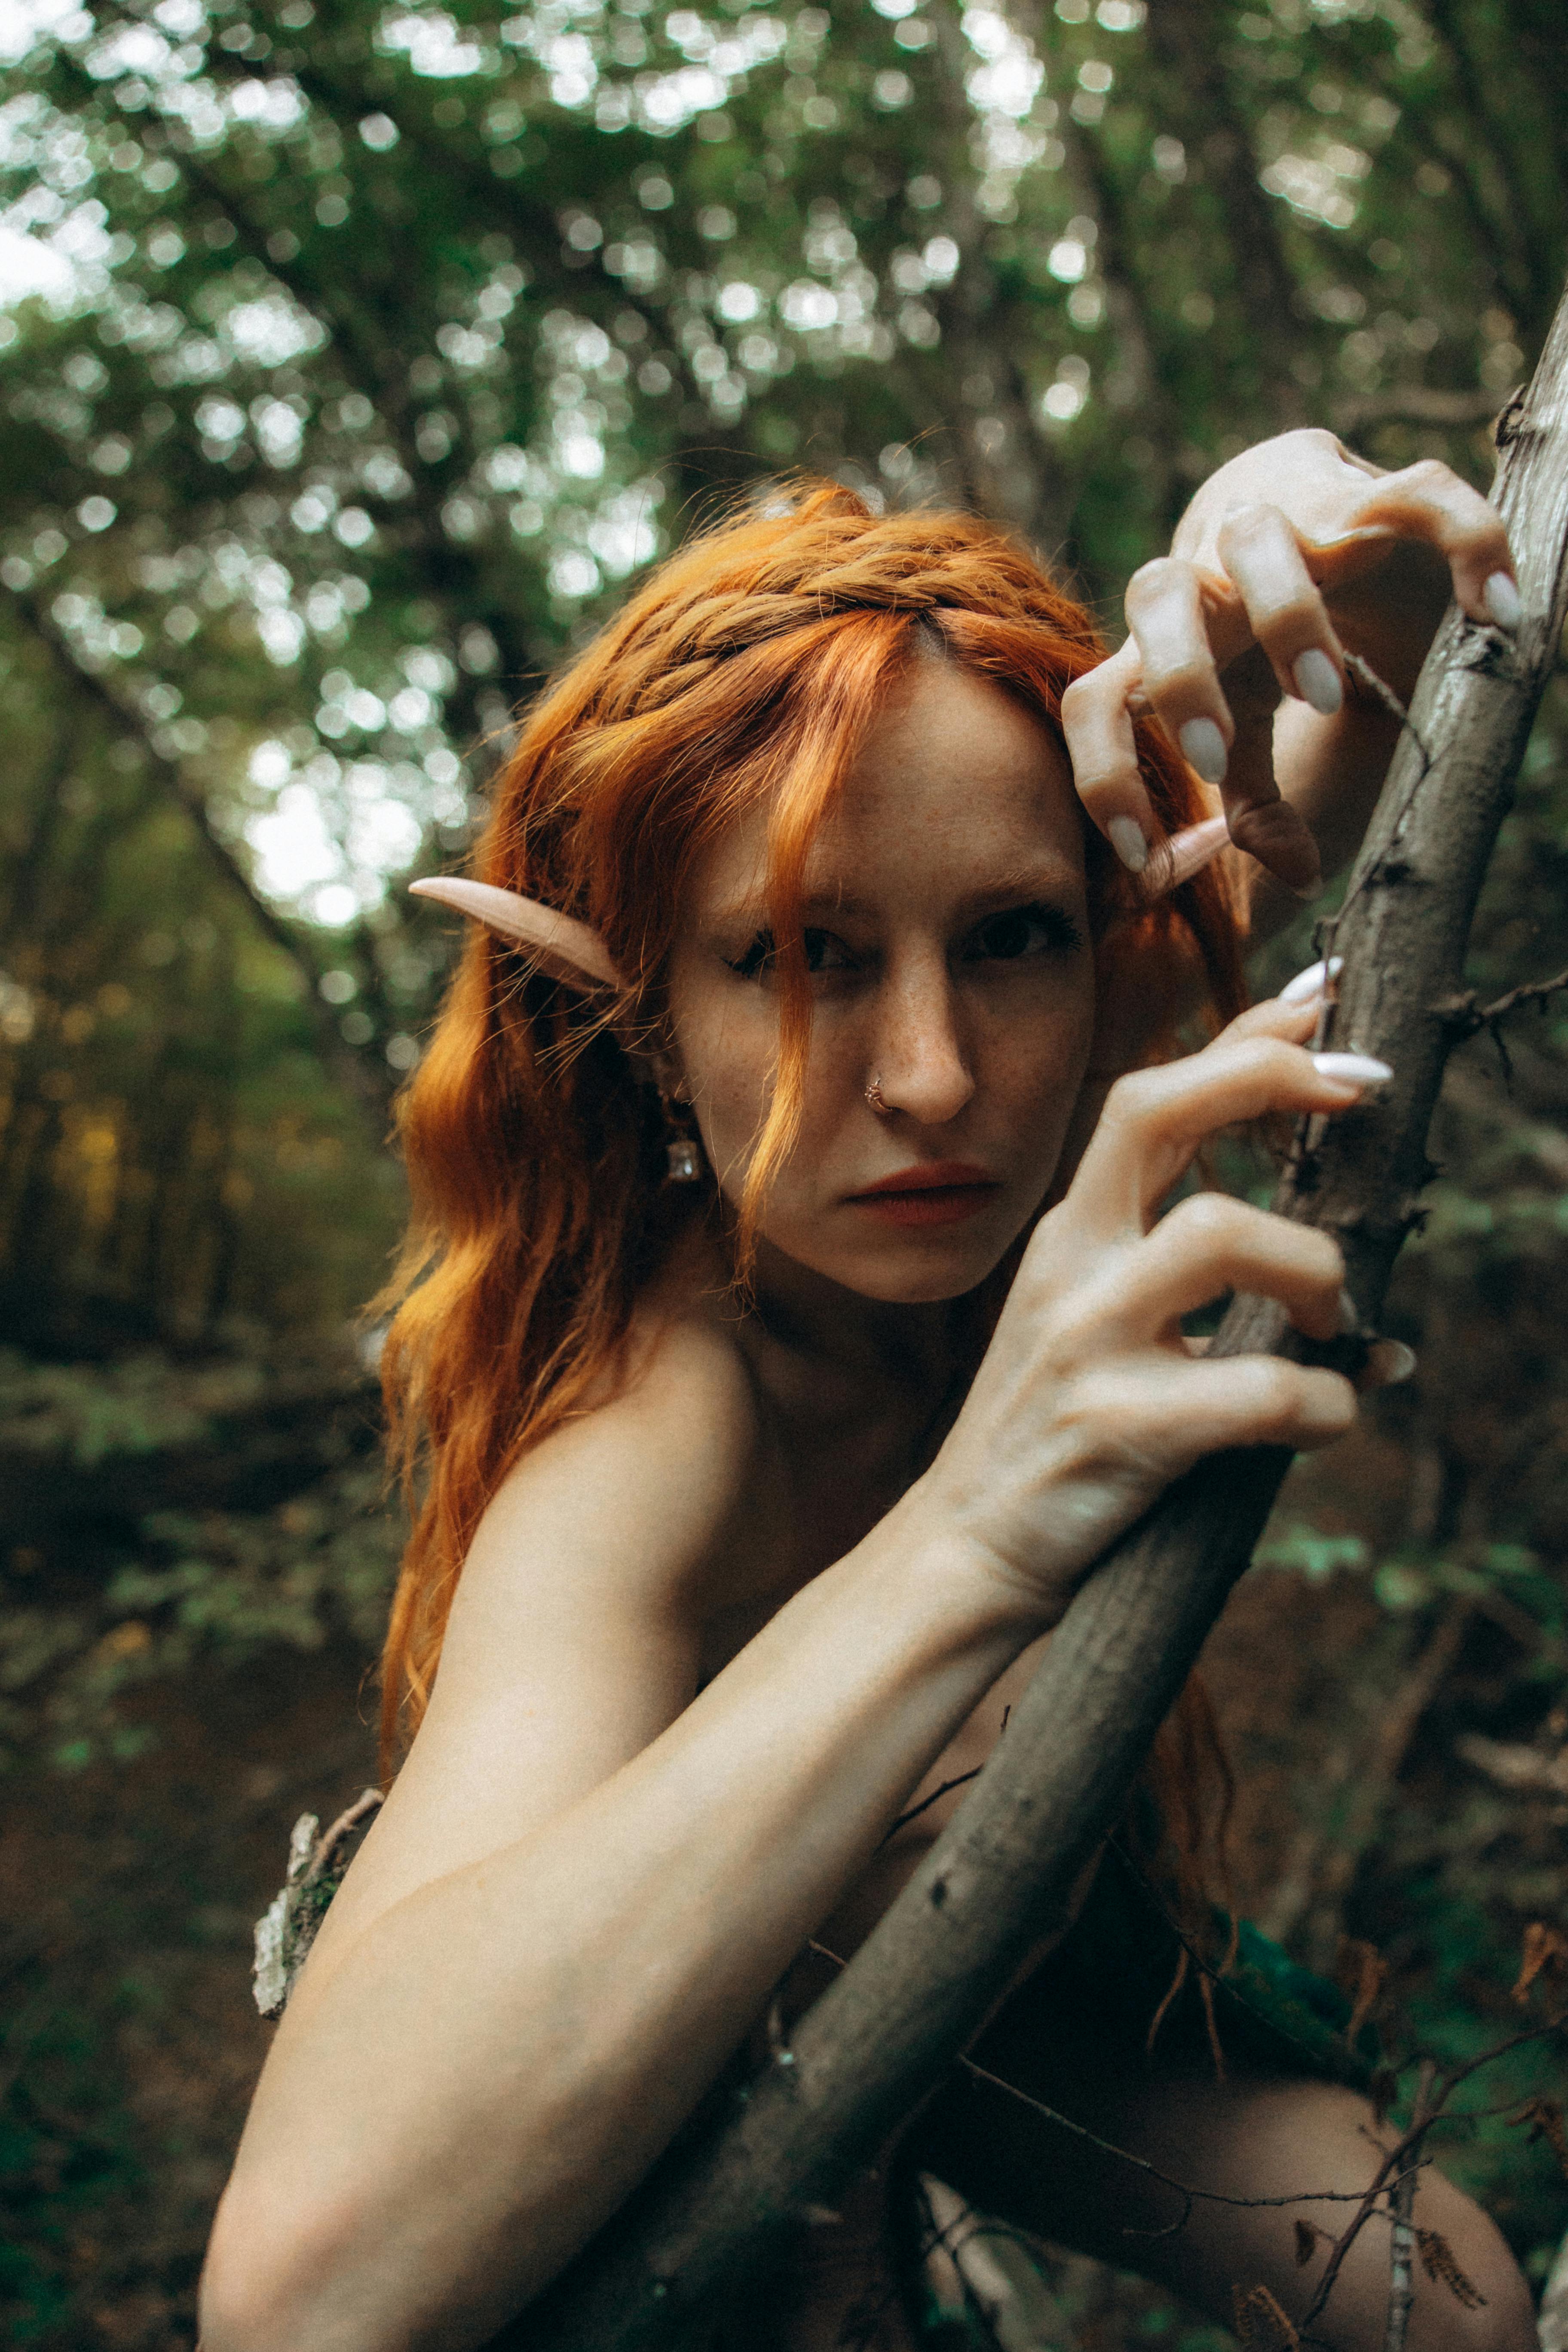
{"left": 377, "top": 484, "right": 1244, "bottom": 1774}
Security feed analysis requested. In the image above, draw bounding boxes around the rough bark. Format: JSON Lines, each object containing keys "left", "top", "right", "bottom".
{"left": 511, "top": 285, "right": 1568, "bottom": 2352}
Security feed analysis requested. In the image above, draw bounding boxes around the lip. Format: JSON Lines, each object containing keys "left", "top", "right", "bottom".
{"left": 846, "top": 1161, "right": 1001, "bottom": 1229}
{"left": 854, "top": 1161, "right": 995, "bottom": 1196}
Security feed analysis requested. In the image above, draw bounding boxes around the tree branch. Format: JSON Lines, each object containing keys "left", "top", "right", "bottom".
{"left": 507, "top": 272, "right": 1568, "bottom": 2352}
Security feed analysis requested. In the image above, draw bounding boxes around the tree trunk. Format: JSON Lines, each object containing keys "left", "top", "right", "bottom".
{"left": 512, "top": 283, "right": 1568, "bottom": 2352}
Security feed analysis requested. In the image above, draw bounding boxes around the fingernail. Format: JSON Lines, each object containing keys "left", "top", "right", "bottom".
{"left": 1292, "top": 648, "right": 1343, "bottom": 717}
{"left": 1107, "top": 815, "right": 1148, "bottom": 874}
{"left": 1178, "top": 717, "right": 1228, "bottom": 785}
{"left": 1368, "top": 1338, "right": 1417, "bottom": 1386}
{"left": 1483, "top": 571, "right": 1522, "bottom": 630}
{"left": 1314, "top": 1051, "right": 1393, "bottom": 1087}
{"left": 1280, "top": 955, "right": 1344, "bottom": 1006}
{"left": 1337, "top": 1288, "right": 1360, "bottom": 1335}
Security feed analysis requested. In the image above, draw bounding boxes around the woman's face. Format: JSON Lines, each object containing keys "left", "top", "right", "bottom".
{"left": 665, "top": 655, "right": 1098, "bottom": 1305}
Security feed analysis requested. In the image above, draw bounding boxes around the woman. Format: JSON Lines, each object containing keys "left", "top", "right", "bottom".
{"left": 201, "top": 431, "right": 1537, "bottom": 2352}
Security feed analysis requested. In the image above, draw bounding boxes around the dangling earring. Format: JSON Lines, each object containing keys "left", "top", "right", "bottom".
{"left": 661, "top": 1090, "right": 703, "bottom": 1183}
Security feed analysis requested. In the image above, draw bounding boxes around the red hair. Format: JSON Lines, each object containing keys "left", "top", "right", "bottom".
{"left": 377, "top": 484, "right": 1243, "bottom": 1773}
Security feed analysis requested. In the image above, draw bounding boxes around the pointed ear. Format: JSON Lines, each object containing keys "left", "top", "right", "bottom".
{"left": 409, "top": 878, "right": 627, "bottom": 997}
{"left": 1140, "top": 813, "right": 1230, "bottom": 900}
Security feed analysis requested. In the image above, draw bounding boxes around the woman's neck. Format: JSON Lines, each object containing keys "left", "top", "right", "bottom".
{"left": 740, "top": 1233, "right": 970, "bottom": 1412}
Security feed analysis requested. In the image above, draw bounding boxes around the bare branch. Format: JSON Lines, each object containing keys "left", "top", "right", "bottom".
{"left": 1381, "top": 2065, "right": 1432, "bottom": 2352}
{"left": 512, "top": 273, "right": 1568, "bottom": 2352}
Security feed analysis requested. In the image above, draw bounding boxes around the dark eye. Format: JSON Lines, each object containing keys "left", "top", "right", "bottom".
{"left": 962, "top": 902, "right": 1083, "bottom": 963}
{"left": 727, "top": 930, "right": 777, "bottom": 981}
{"left": 726, "top": 927, "right": 856, "bottom": 981}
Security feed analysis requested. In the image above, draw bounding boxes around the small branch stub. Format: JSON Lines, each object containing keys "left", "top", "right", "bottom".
{"left": 252, "top": 1788, "right": 383, "bottom": 2020}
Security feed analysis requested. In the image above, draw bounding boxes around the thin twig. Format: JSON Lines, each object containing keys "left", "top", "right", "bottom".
{"left": 1102, "top": 1837, "right": 1374, "bottom": 2081}
{"left": 1383, "top": 2064, "right": 1433, "bottom": 2352}
{"left": 805, "top": 1940, "right": 1416, "bottom": 2239}
{"left": 881, "top": 1767, "right": 984, "bottom": 1844}
{"left": 1437, "top": 965, "right": 1568, "bottom": 1035}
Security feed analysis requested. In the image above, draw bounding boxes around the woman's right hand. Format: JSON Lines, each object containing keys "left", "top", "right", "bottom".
{"left": 918, "top": 992, "right": 1388, "bottom": 1621}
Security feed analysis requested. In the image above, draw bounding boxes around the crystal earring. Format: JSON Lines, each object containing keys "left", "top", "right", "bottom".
{"left": 661, "top": 1093, "right": 703, "bottom": 1183}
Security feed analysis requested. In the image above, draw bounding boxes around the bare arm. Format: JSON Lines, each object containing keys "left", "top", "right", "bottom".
{"left": 201, "top": 1008, "right": 1381, "bottom": 2352}
{"left": 202, "top": 1324, "right": 1038, "bottom": 2352}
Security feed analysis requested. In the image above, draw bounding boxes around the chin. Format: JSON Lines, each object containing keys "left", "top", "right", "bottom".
{"left": 813, "top": 1228, "right": 1019, "bottom": 1306}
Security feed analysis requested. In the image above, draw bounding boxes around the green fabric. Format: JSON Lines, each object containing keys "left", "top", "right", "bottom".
{"left": 910, "top": 1843, "right": 1378, "bottom": 2342}
{"left": 1055, "top": 1836, "right": 1381, "bottom": 2090}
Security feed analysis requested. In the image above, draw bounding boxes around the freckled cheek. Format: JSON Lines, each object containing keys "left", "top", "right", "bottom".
{"left": 981, "top": 998, "right": 1094, "bottom": 1135}
{"left": 674, "top": 1003, "right": 780, "bottom": 1178}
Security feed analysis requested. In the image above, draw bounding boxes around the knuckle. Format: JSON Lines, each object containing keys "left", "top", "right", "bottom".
{"left": 1218, "top": 499, "right": 1287, "bottom": 546}
{"left": 1240, "top": 1357, "right": 1302, "bottom": 1432}
{"left": 1144, "top": 653, "right": 1216, "bottom": 696}
{"left": 1059, "top": 674, "right": 1092, "bottom": 724}
{"left": 1126, "top": 556, "right": 1194, "bottom": 607}
{"left": 1103, "top": 1066, "right": 1163, "bottom": 1126}
{"left": 1301, "top": 1229, "right": 1345, "bottom": 1284}
{"left": 1165, "top": 1190, "right": 1241, "bottom": 1250}
{"left": 1400, "top": 457, "right": 1453, "bottom": 494}
{"left": 1225, "top": 1033, "right": 1290, "bottom": 1084}
{"left": 1256, "top": 593, "right": 1326, "bottom": 639}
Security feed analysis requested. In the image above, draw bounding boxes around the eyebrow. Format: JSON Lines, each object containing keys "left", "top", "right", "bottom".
{"left": 705, "top": 862, "right": 1081, "bottom": 934}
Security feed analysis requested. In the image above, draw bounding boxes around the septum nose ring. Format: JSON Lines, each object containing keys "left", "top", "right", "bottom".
{"left": 866, "top": 1075, "right": 891, "bottom": 1115}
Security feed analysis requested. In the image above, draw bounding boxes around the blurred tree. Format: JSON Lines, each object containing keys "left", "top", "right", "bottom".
{"left": 3, "top": 0, "right": 1567, "bottom": 1341}
{"left": 3, "top": 5, "right": 1568, "bottom": 2341}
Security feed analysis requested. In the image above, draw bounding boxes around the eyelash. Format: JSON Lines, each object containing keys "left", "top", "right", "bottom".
{"left": 724, "top": 902, "right": 1084, "bottom": 982}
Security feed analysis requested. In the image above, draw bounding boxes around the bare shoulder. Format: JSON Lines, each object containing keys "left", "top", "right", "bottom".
{"left": 293, "top": 1251, "right": 768, "bottom": 1993}
{"left": 465, "top": 1260, "right": 766, "bottom": 1631}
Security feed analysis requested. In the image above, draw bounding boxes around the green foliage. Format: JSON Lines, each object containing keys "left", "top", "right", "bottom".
{"left": 3, "top": 0, "right": 1568, "bottom": 2340}
{"left": 3, "top": 0, "right": 1568, "bottom": 1342}
{"left": 0, "top": 1343, "right": 401, "bottom": 1771}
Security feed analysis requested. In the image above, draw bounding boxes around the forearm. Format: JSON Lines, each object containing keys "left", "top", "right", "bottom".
{"left": 202, "top": 1521, "right": 1036, "bottom": 2352}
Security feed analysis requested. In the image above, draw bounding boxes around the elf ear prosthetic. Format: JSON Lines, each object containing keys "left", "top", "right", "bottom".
{"left": 409, "top": 815, "right": 1232, "bottom": 992}
{"left": 408, "top": 877, "right": 627, "bottom": 996}
{"left": 409, "top": 876, "right": 679, "bottom": 1085}
{"left": 1141, "top": 814, "right": 1231, "bottom": 898}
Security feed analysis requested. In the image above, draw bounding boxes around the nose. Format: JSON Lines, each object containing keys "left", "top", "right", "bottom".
{"left": 867, "top": 951, "right": 975, "bottom": 1129}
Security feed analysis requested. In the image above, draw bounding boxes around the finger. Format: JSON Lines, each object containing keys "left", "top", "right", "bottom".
{"left": 1209, "top": 643, "right": 1323, "bottom": 898}
{"left": 1122, "top": 556, "right": 1237, "bottom": 789}
{"left": 1278, "top": 956, "right": 1344, "bottom": 1005}
{"left": 1219, "top": 996, "right": 1321, "bottom": 1044}
{"left": 1060, "top": 643, "right": 1161, "bottom": 876}
{"left": 1361, "top": 1337, "right": 1416, "bottom": 1390}
{"left": 1104, "top": 1191, "right": 1348, "bottom": 1344}
{"left": 1071, "top": 1034, "right": 1393, "bottom": 1235}
{"left": 1216, "top": 502, "right": 1346, "bottom": 716}
{"left": 1322, "top": 457, "right": 1516, "bottom": 630}
{"left": 1077, "top": 1351, "right": 1357, "bottom": 1466}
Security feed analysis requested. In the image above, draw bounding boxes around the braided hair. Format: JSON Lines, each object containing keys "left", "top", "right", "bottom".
{"left": 376, "top": 482, "right": 1242, "bottom": 1769}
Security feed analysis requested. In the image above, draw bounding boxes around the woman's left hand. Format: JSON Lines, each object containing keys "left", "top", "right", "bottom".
{"left": 1061, "top": 427, "right": 1519, "bottom": 894}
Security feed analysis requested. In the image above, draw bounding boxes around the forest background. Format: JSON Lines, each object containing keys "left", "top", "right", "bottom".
{"left": 2, "top": 0, "right": 1567, "bottom": 2344}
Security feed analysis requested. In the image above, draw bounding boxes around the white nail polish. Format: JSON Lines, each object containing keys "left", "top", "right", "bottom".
{"left": 1314, "top": 1051, "right": 1393, "bottom": 1086}
{"left": 1107, "top": 815, "right": 1148, "bottom": 874}
{"left": 1280, "top": 955, "right": 1344, "bottom": 1005}
{"left": 1337, "top": 1288, "right": 1360, "bottom": 1335}
{"left": 1483, "top": 571, "right": 1522, "bottom": 630}
{"left": 1178, "top": 717, "right": 1228, "bottom": 785}
{"left": 1370, "top": 1339, "right": 1417, "bottom": 1385}
{"left": 1292, "top": 648, "right": 1343, "bottom": 717}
